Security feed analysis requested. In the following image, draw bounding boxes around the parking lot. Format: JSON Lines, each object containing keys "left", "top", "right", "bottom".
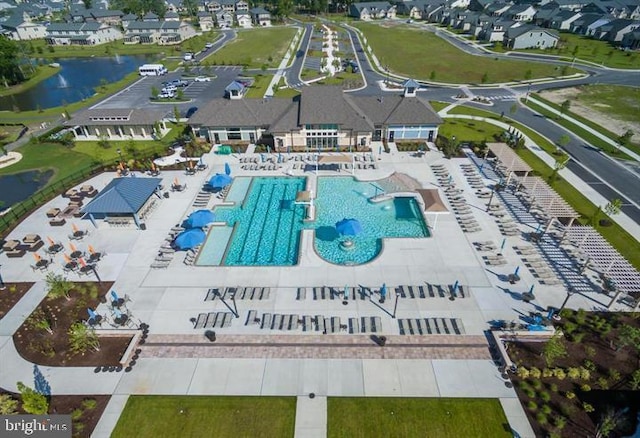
{"left": 94, "top": 66, "right": 243, "bottom": 113}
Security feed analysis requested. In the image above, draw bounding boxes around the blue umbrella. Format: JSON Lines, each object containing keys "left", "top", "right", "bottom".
{"left": 224, "top": 162, "right": 231, "bottom": 176}
{"left": 174, "top": 228, "right": 206, "bottom": 250}
{"left": 184, "top": 209, "right": 215, "bottom": 228}
{"left": 209, "top": 173, "right": 232, "bottom": 189}
{"left": 380, "top": 283, "right": 387, "bottom": 299}
{"left": 87, "top": 308, "right": 98, "bottom": 320}
{"left": 111, "top": 290, "right": 120, "bottom": 302}
{"left": 335, "top": 218, "right": 363, "bottom": 236}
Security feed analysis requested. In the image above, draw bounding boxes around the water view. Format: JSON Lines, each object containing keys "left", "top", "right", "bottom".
{"left": 0, "top": 169, "right": 54, "bottom": 210}
{"left": 0, "top": 55, "right": 153, "bottom": 111}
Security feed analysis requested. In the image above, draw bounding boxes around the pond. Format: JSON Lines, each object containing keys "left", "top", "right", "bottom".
{"left": 0, "top": 169, "right": 54, "bottom": 210}
{"left": 0, "top": 55, "right": 154, "bottom": 111}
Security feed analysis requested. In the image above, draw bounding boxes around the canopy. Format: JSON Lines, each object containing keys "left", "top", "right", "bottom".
{"left": 174, "top": 228, "right": 206, "bottom": 250}
{"left": 218, "top": 145, "right": 232, "bottom": 155}
{"left": 335, "top": 218, "right": 363, "bottom": 236}
{"left": 184, "top": 209, "right": 215, "bottom": 229}
{"left": 209, "top": 173, "right": 233, "bottom": 189}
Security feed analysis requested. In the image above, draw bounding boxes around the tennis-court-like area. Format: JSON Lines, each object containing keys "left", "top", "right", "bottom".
{"left": 195, "top": 176, "right": 429, "bottom": 266}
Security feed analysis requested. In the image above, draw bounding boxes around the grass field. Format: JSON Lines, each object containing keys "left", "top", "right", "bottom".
{"left": 327, "top": 397, "right": 511, "bottom": 438}
{"left": 245, "top": 74, "right": 272, "bottom": 98}
{"left": 111, "top": 396, "right": 296, "bottom": 438}
{"left": 439, "top": 118, "right": 503, "bottom": 143}
{"left": 204, "top": 27, "right": 297, "bottom": 69}
{"left": 353, "top": 23, "right": 573, "bottom": 83}
{"left": 493, "top": 33, "right": 640, "bottom": 69}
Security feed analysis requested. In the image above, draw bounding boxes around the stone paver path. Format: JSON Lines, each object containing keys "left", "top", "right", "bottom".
{"left": 140, "top": 334, "right": 491, "bottom": 360}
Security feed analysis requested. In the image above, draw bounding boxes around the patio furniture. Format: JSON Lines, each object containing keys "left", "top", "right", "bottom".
{"left": 46, "top": 208, "right": 61, "bottom": 218}
{"left": 63, "top": 261, "right": 78, "bottom": 272}
{"left": 49, "top": 217, "right": 66, "bottom": 226}
{"left": 63, "top": 189, "right": 78, "bottom": 198}
{"left": 21, "top": 236, "right": 44, "bottom": 252}
{"left": 2, "top": 240, "right": 20, "bottom": 252}
{"left": 6, "top": 248, "right": 26, "bottom": 258}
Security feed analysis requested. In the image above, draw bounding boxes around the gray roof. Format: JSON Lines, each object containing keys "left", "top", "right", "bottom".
{"left": 47, "top": 22, "right": 102, "bottom": 32}
{"left": 165, "top": 11, "right": 179, "bottom": 18}
{"left": 65, "top": 108, "right": 168, "bottom": 126}
{"left": 122, "top": 13, "right": 137, "bottom": 20}
{"left": 352, "top": 2, "right": 393, "bottom": 12}
{"left": 82, "top": 177, "right": 162, "bottom": 214}
{"left": 299, "top": 86, "right": 372, "bottom": 131}
{"left": 225, "top": 81, "right": 245, "bottom": 92}
{"left": 347, "top": 94, "right": 443, "bottom": 126}
{"left": 189, "top": 98, "right": 297, "bottom": 129}
{"left": 127, "top": 20, "right": 181, "bottom": 30}
{"left": 505, "top": 24, "right": 559, "bottom": 38}
{"left": 250, "top": 7, "right": 269, "bottom": 14}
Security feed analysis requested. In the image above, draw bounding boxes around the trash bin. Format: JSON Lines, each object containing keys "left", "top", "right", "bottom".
{"left": 205, "top": 330, "right": 216, "bottom": 342}
{"left": 139, "top": 223, "right": 146, "bottom": 230}
{"left": 163, "top": 192, "right": 170, "bottom": 198}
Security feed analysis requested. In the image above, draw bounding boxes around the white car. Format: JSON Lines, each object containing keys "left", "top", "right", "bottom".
{"left": 183, "top": 53, "right": 194, "bottom": 61}
{"left": 158, "top": 91, "right": 174, "bottom": 99}
{"left": 194, "top": 76, "right": 211, "bottom": 82}
{"left": 205, "top": 43, "right": 213, "bottom": 49}
{"left": 162, "top": 85, "right": 177, "bottom": 92}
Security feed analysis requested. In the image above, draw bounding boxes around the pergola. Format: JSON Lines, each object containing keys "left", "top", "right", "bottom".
{"left": 515, "top": 176, "right": 580, "bottom": 227}
{"left": 488, "top": 143, "right": 532, "bottom": 184}
{"left": 416, "top": 189, "right": 449, "bottom": 231}
{"left": 561, "top": 225, "right": 640, "bottom": 309}
{"left": 315, "top": 154, "right": 354, "bottom": 175}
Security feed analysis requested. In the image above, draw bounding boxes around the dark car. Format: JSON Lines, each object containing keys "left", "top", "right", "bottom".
{"left": 185, "top": 107, "right": 198, "bottom": 118}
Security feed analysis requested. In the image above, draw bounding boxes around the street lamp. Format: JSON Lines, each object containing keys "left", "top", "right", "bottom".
{"left": 392, "top": 290, "right": 400, "bottom": 319}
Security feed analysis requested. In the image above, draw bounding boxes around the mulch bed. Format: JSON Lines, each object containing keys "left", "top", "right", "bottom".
{"left": 507, "top": 310, "right": 640, "bottom": 437}
{"left": 13, "top": 281, "right": 133, "bottom": 367}
{"left": 0, "top": 389, "right": 110, "bottom": 438}
{"left": 0, "top": 282, "right": 35, "bottom": 319}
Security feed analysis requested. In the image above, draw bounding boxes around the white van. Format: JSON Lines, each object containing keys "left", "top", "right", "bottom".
{"left": 139, "top": 64, "right": 168, "bottom": 76}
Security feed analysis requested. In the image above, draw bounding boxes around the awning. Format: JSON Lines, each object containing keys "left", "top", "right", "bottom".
{"left": 416, "top": 189, "right": 449, "bottom": 213}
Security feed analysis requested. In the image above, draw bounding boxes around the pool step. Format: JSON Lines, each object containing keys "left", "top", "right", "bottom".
{"left": 193, "top": 312, "right": 234, "bottom": 329}
{"left": 397, "top": 318, "right": 465, "bottom": 335}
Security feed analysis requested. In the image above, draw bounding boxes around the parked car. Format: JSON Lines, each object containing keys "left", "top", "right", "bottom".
{"left": 162, "top": 86, "right": 177, "bottom": 94}
{"left": 183, "top": 52, "right": 194, "bottom": 61}
{"left": 205, "top": 43, "right": 213, "bottom": 49}
{"left": 194, "top": 76, "right": 211, "bottom": 82}
{"left": 158, "top": 91, "right": 174, "bottom": 99}
{"left": 172, "top": 79, "right": 189, "bottom": 87}
{"left": 185, "top": 107, "right": 198, "bottom": 117}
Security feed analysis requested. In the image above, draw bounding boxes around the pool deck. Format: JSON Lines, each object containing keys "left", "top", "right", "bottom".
{"left": 2, "top": 144, "right": 629, "bottom": 437}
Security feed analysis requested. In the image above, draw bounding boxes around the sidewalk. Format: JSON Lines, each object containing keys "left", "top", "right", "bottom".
{"left": 438, "top": 106, "right": 640, "bottom": 242}
{"left": 265, "top": 27, "right": 303, "bottom": 97}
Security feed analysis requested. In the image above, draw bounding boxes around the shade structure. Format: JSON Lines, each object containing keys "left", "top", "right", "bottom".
{"left": 174, "top": 228, "right": 206, "bottom": 250}
{"left": 184, "top": 209, "right": 215, "bottom": 229}
{"left": 224, "top": 162, "right": 231, "bottom": 176}
{"left": 335, "top": 218, "right": 363, "bottom": 236}
{"left": 209, "top": 173, "right": 233, "bottom": 189}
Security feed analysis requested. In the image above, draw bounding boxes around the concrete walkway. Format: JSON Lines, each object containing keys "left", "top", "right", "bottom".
{"left": 294, "top": 395, "right": 326, "bottom": 438}
{"left": 438, "top": 105, "right": 640, "bottom": 242}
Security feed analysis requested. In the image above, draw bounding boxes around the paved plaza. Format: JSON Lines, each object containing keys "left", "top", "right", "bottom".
{"left": 4, "top": 141, "right": 634, "bottom": 437}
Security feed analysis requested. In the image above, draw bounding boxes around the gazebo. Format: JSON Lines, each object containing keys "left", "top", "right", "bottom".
{"left": 81, "top": 177, "right": 163, "bottom": 229}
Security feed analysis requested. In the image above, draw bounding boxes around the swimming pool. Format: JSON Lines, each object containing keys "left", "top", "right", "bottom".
{"left": 313, "top": 177, "right": 429, "bottom": 265}
{"left": 195, "top": 176, "right": 429, "bottom": 266}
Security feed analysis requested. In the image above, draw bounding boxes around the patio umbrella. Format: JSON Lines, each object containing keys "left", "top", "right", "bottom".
{"left": 224, "top": 162, "right": 231, "bottom": 176}
{"left": 88, "top": 245, "right": 96, "bottom": 254}
{"left": 78, "top": 257, "right": 87, "bottom": 268}
{"left": 174, "top": 177, "right": 180, "bottom": 186}
{"left": 335, "top": 218, "right": 363, "bottom": 236}
{"left": 87, "top": 308, "right": 98, "bottom": 320}
{"left": 111, "top": 290, "right": 120, "bottom": 302}
{"left": 184, "top": 209, "right": 215, "bottom": 229}
{"left": 69, "top": 243, "right": 77, "bottom": 253}
{"left": 33, "top": 253, "right": 41, "bottom": 262}
{"left": 380, "top": 283, "right": 387, "bottom": 300}
{"left": 344, "top": 285, "right": 349, "bottom": 300}
{"left": 209, "top": 173, "right": 232, "bottom": 189}
{"left": 174, "top": 228, "right": 206, "bottom": 250}
{"left": 63, "top": 253, "right": 71, "bottom": 264}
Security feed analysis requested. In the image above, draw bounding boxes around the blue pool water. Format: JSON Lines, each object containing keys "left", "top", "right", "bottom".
{"left": 196, "top": 176, "right": 429, "bottom": 266}
{"left": 314, "top": 177, "right": 429, "bottom": 265}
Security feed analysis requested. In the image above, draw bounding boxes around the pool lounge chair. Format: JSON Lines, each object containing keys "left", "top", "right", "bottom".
{"left": 150, "top": 261, "right": 170, "bottom": 269}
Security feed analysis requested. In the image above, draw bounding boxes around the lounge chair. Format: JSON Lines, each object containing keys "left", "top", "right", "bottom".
{"left": 150, "top": 261, "right": 170, "bottom": 269}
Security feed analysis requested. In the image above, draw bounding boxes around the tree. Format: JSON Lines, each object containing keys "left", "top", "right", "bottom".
{"left": 604, "top": 199, "right": 622, "bottom": 217}
{"left": 542, "top": 332, "right": 568, "bottom": 367}
{"left": 68, "top": 322, "right": 100, "bottom": 355}
{"left": 429, "top": 70, "right": 436, "bottom": 81}
{"left": 0, "top": 36, "right": 25, "bottom": 85}
{"left": 16, "top": 382, "right": 48, "bottom": 415}
{"left": 524, "top": 69, "right": 532, "bottom": 80}
{"left": 616, "top": 129, "right": 633, "bottom": 151}
{"left": 481, "top": 72, "right": 489, "bottom": 84}
{"left": 0, "top": 394, "right": 18, "bottom": 415}
{"left": 45, "top": 272, "right": 72, "bottom": 301}
{"left": 97, "top": 135, "right": 111, "bottom": 149}
{"left": 560, "top": 99, "right": 571, "bottom": 116}
{"left": 616, "top": 325, "right": 640, "bottom": 352}
{"left": 150, "top": 86, "right": 159, "bottom": 99}
{"left": 182, "top": 0, "right": 198, "bottom": 17}
{"left": 276, "top": 0, "right": 294, "bottom": 18}
{"left": 549, "top": 154, "right": 568, "bottom": 184}
{"left": 596, "top": 406, "right": 631, "bottom": 438}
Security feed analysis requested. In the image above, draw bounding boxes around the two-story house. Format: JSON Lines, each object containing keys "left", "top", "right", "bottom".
{"left": 250, "top": 7, "right": 271, "bottom": 26}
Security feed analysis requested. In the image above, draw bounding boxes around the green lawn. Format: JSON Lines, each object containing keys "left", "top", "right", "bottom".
{"left": 439, "top": 118, "right": 503, "bottom": 143}
{"left": 204, "top": 27, "right": 297, "bottom": 69}
{"left": 111, "top": 396, "right": 296, "bottom": 438}
{"left": 353, "top": 23, "right": 575, "bottom": 83}
{"left": 0, "top": 64, "right": 60, "bottom": 97}
{"left": 328, "top": 397, "right": 511, "bottom": 438}
{"left": 245, "top": 74, "right": 272, "bottom": 98}
{"left": 568, "top": 84, "right": 640, "bottom": 122}
{"left": 495, "top": 33, "right": 640, "bottom": 69}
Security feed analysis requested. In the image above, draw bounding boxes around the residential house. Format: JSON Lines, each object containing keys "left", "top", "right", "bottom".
{"left": 165, "top": 11, "right": 180, "bottom": 21}
{"left": 505, "top": 4, "right": 537, "bottom": 21}
{"left": 549, "top": 9, "right": 582, "bottom": 29}
{"left": 584, "top": 16, "right": 613, "bottom": 35}
{"left": 121, "top": 13, "right": 137, "bottom": 30}
{"left": 220, "top": 0, "right": 235, "bottom": 12}
{"left": 485, "top": 2, "right": 512, "bottom": 17}
{"left": 503, "top": 24, "right": 559, "bottom": 49}
{"left": 236, "top": 11, "right": 252, "bottom": 27}
{"left": 250, "top": 7, "right": 271, "bottom": 26}
{"left": 189, "top": 85, "right": 442, "bottom": 149}
{"left": 124, "top": 20, "right": 197, "bottom": 44}
{"left": 568, "top": 12, "right": 605, "bottom": 33}
{"left": 593, "top": 18, "right": 640, "bottom": 41}
{"left": 198, "top": 11, "right": 215, "bottom": 31}
{"left": 45, "top": 22, "right": 123, "bottom": 45}
{"left": 64, "top": 108, "right": 170, "bottom": 141}
{"left": 350, "top": 2, "right": 397, "bottom": 20}
{"left": 621, "top": 30, "right": 640, "bottom": 48}
{"left": 142, "top": 12, "right": 159, "bottom": 21}
{"left": 216, "top": 10, "right": 233, "bottom": 27}
{"left": 206, "top": 1, "right": 222, "bottom": 13}
{"left": 479, "top": 19, "right": 516, "bottom": 42}
{"left": 0, "top": 14, "right": 47, "bottom": 40}
{"left": 165, "top": 0, "right": 182, "bottom": 13}
{"left": 396, "top": 1, "right": 426, "bottom": 19}
{"left": 552, "top": 0, "right": 591, "bottom": 11}
{"left": 533, "top": 2, "right": 560, "bottom": 26}
{"left": 235, "top": 0, "right": 249, "bottom": 11}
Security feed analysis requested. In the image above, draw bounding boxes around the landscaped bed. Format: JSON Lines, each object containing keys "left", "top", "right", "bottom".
{"left": 13, "top": 279, "right": 132, "bottom": 367}
{"left": 507, "top": 310, "right": 640, "bottom": 437}
{"left": 0, "top": 282, "right": 35, "bottom": 319}
{"left": 0, "top": 390, "right": 110, "bottom": 438}
{"left": 111, "top": 395, "right": 297, "bottom": 438}
{"left": 328, "top": 397, "right": 511, "bottom": 437}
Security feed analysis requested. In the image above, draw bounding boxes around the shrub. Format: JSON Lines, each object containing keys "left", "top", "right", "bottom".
{"left": 0, "top": 394, "right": 19, "bottom": 415}
{"left": 554, "top": 415, "right": 567, "bottom": 430}
{"left": 527, "top": 401, "right": 538, "bottom": 411}
{"left": 581, "top": 384, "right": 591, "bottom": 392}
{"left": 567, "top": 367, "right": 581, "bottom": 380}
{"left": 536, "top": 412, "right": 548, "bottom": 425}
{"left": 71, "top": 408, "right": 83, "bottom": 421}
{"left": 583, "top": 359, "right": 596, "bottom": 372}
{"left": 560, "top": 401, "right": 576, "bottom": 416}
{"left": 575, "top": 308, "right": 587, "bottom": 324}
{"left": 597, "top": 377, "right": 609, "bottom": 389}
{"left": 16, "top": 382, "right": 48, "bottom": 415}
{"left": 530, "top": 367, "right": 542, "bottom": 379}
{"left": 543, "top": 368, "right": 554, "bottom": 378}
{"left": 517, "top": 367, "right": 530, "bottom": 379}
{"left": 584, "top": 345, "right": 596, "bottom": 358}
{"left": 608, "top": 369, "right": 621, "bottom": 382}
{"left": 541, "top": 404, "right": 552, "bottom": 415}
{"left": 553, "top": 368, "right": 566, "bottom": 380}
{"left": 630, "top": 369, "right": 640, "bottom": 390}
{"left": 523, "top": 388, "right": 536, "bottom": 398}
{"left": 81, "top": 399, "right": 97, "bottom": 410}
{"left": 550, "top": 383, "right": 559, "bottom": 392}
{"left": 531, "top": 379, "right": 542, "bottom": 390}
{"left": 565, "top": 391, "right": 576, "bottom": 399}
{"left": 571, "top": 332, "right": 585, "bottom": 343}
{"left": 583, "top": 402, "right": 595, "bottom": 413}
{"left": 562, "top": 321, "right": 577, "bottom": 334}
{"left": 540, "top": 391, "right": 551, "bottom": 402}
